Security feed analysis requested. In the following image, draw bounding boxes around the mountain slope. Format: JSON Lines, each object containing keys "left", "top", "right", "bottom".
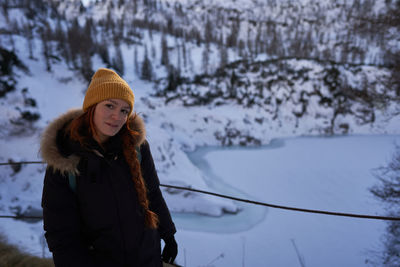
{"left": 0, "top": 0, "right": 399, "bottom": 260}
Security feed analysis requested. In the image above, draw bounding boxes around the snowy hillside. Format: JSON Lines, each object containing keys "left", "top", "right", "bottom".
{"left": 0, "top": 0, "right": 399, "bottom": 265}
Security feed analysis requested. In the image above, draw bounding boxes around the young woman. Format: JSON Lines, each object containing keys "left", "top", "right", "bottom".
{"left": 40, "top": 68, "right": 177, "bottom": 267}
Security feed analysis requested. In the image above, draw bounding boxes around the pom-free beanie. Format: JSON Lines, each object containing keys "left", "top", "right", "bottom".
{"left": 83, "top": 68, "right": 135, "bottom": 115}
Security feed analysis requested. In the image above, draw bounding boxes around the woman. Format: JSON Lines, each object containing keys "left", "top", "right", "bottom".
{"left": 40, "top": 68, "right": 177, "bottom": 267}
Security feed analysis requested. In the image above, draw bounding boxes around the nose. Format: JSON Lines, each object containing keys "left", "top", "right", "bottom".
{"left": 110, "top": 109, "right": 122, "bottom": 120}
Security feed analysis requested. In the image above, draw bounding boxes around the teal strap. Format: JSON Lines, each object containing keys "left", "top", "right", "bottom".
{"left": 136, "top": 145, "right": 142, "bottom": 163}
{"left": 68, "top": 172, "right": 77, "bottom": 193}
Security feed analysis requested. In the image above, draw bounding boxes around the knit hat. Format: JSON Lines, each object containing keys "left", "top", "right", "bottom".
{"left": 83, "top": 68, "right": 135, "bottom": 115}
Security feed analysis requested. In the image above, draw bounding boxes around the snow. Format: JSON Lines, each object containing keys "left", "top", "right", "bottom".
{"left": 172, "top": 135, "right": 400, "bottom": 266}
{"left": 1, "top": 133, "right": 399, "bottom": 266}
{"left": 1, "top": 0, "right": 400, "bottom": 266}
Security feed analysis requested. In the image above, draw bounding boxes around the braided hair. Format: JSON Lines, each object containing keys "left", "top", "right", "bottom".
{"left": 121, "top": 116, "right": 159, "bottom": 229}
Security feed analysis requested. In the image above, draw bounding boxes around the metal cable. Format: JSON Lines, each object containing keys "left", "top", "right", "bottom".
{"left": 0, "top": 215, "right": 42, "bottom": 219}
{"left": 0, "top": 161, "right": 44, "bottom": 166}
{"left": 160, "top": 184, "right": 400, "bottom": 221}
{"left": 1, "top": 161, "right": 399, "bottom": 221}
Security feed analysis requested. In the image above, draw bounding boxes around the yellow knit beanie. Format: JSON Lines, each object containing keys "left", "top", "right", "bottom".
{"left": 83, "top": 68, "right": 135, "bottom": 115}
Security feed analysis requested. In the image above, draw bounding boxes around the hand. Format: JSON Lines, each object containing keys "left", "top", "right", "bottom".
{"left": 162, "top": 236, "right": 178, "bottom": 264}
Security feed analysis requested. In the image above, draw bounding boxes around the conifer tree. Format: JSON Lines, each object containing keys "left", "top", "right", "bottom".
{"left": 84, "top": 18, "right": 96, "bottom": 45}
{"left": 98, "top": 30, "right": 110, "bottom": 65}
{"left": 133, "top": 0, "right": 137, "bottom": 14}
{"left": 204, "top": 17, "right": 213, "bottom": 44}
{"left": 356, "top": 3, "right": 400, "bottom": 262}
{"left": 166, "top": 16, "right": 174, "bottom": 35}
{"left": 161, "top": 34, "right": 169, "bottom": 66}
{"left": 80, "top": 18, "right": 94, "bottom": 66}
{"left": 176, "top": 39, "right": 181, "bottom": 73}
{"left": 229, "top": 70, "right": 238, "bottom": 98}
{"left": 105, "top": 8, "right": 115, "bottom": 34}
{"left": 1, "top": 0, "right": 8, "bottom": 22}
{"left": 226, "top": 18, "right": 240, "bottom": 47}
{"left": 116, "top": 12, "right": 125, "bottom": 42}
{"left": 112, "top": 44, "right": 125, "bottom": 76}
{"left": 246, "top": 25, "right": 253, "bottom": 59}
{"left": 141, "top": 46, "right": 153, "bottom": 81}
{"left": 67, "top": 18, "right": 81, "bottom": 68}
{"left": 80, "top": 52, "right": 93, "bottom": 82}
{"left": 134, "top": 45, "right": 139, "bottom": 76}
{"left": 98, "top": 43, "right": 110, "bottom": 66}
{"left": 255, "top": 24, "right": 263, "bottom": 55}
{"left": 202, "top": 43, "right": 210, "bottom": 74}
{"left": 188, "top": 46, "right": 195, "bottom": 73}
{"left": 40, "top": 23, "right": 53, "bottom": 72}
{"left": 166, "top": 65, "right": 181, "bottom": 92}
{"left": 182, "top": 40, "right": 187, "bottom": 71}
{"left": 238, "top": 40, "right": 245, "bottom": 58}
{"left": 219, "top": 36, "right": 228, "bottom": 70}
{"left": 370, "top": 146, "right": 400, "bottom": 265}
{"left": 151, "top": 43, "right": 156, "bottom": 60}
{"left": 23, "top": 22, "right": 35, "bottom": 60}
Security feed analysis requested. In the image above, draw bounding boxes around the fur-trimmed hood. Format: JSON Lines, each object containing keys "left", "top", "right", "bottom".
{"left": 40, "top": 108, "right": 146, "bottom": 175}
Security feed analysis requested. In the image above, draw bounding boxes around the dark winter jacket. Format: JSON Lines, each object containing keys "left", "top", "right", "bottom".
{"left": 40, "top": 109, "right": 176, "bottom": 267}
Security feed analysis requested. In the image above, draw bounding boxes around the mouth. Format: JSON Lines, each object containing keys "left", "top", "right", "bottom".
{"left": 105, "top": 122, "right": 119, "bottom": 128}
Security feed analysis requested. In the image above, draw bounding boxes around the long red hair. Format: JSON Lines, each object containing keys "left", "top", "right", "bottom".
{"left": 66, "top": 105, "right": 159, "bottom": 229}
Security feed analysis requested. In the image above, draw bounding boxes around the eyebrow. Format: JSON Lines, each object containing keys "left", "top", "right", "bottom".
{"left": 107, "top": 99, "right": 130, "bottom": 110}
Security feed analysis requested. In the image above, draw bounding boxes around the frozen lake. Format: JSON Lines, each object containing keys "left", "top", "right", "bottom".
{"left": 1, "top": 134, "right": 399, "bottom": 266}
{"left": 173, "top": 134, "right": 400, "bottom": 267}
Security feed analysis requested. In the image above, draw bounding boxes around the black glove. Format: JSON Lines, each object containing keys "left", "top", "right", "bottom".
{"left": 162, "top": 236, "right": 178, "bottom": 264}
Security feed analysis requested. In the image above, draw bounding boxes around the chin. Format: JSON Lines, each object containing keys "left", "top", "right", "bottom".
{"left": 107, "top": 131, "right": 119, "bottom": 137}
{"left": 104, "top": 126, "right": 122, "bottom": 137}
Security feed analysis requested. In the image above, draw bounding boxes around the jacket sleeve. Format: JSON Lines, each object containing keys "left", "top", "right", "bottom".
{"left": 41, "top": 167, "right": 95, "bottom": 267}
{"left": 140, "top": 140, "right": 177, "bottom": 240}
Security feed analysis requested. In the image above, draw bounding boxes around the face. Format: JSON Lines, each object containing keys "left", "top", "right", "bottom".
{"left": 93, "top": 98, "right": 130, "bottom": 143}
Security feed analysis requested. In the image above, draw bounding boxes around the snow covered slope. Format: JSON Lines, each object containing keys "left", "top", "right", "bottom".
{"left": 0, "top": 0, "right": 399, "bottom": 263}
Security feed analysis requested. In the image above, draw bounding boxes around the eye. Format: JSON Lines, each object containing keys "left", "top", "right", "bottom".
{"left": 121, "top": 109, "right": 129, "bottom": 115}
{"left": 105, "top": 103, "right": 114, "bottom": 109}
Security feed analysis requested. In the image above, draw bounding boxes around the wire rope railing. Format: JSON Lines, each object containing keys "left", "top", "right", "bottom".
{"left": 1, "top": 161, "right": 399, "bottom": 221}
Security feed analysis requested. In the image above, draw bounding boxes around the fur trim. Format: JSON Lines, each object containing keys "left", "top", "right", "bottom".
{"left": 128, "top": 113, "right": 146, "bottom": 146}
{"left": 40, "top": 108, "right": 146, "bottom": 174}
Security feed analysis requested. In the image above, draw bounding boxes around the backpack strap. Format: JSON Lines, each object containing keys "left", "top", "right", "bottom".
{"left": 68, "top": 172, "right": 77, "bottom": 193}
{"left": 68, "top": 146, "right": 142, "bottom": 193}
{"left": 135, "top": 145, "right": 142, "bottom": 164}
